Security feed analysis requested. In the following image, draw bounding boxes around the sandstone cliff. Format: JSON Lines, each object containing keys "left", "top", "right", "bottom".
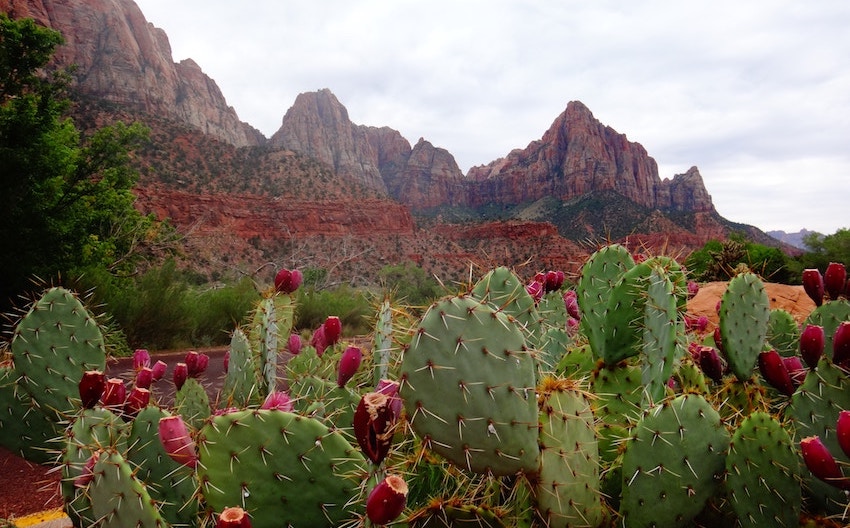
{"left": 0, "top": 0, "right": 264, "bottom": 147}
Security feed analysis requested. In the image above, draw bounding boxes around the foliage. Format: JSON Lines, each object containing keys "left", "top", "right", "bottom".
{"left": 294, "top": 285, "right": 371, "bottom": 335}
{"left": 0, "top": 14, "right": 169, "bottom": 310}
{"left": 378, "top": 261, "right": 443, "bottom": 307}
{"left": 686, "top": 235, "right": 795, "bottom": 282}
{"left": 799, "top": 228, "right": 850, "bottom": 270}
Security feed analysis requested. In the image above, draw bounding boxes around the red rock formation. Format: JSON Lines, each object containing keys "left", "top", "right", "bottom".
{"left": 0, "top": 0, "right": 264, "bottom": 147}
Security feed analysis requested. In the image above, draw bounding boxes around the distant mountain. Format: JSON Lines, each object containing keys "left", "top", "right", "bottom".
{"left": 767, "top": 229, "right": 819, "bottom": 250}
{"left": 1, "top": 0, "right": 795, "bottom": 283}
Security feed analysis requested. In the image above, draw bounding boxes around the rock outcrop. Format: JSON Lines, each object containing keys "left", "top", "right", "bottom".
{"left": 0, "top": 0, "right": 264, "bottom": 147}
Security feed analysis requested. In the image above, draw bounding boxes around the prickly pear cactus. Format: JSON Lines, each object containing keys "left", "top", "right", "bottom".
{"left": 221, "top": 328, "right": 261, "bottom": 407}
{"left": 372, "top": 296, "right": 395, "bottom": 385}
{"left": 535, "top": 378, "right": 605, "bottom": 528}
{"left": 471, "top": 266, "right": 542, "bottom": 348}
{"left": 719, "top": 272, "right": 771, "bottom": 381}
{"left": 0, "top": 365, "right": 57, "bottom": 463}
{"left": 197, "top": 409, "right": 367, "bottom": 527}
{"left": 804, "top": 300, "right": 850, "bottom": 359}
{"left": 603, "top": 260, "right": 654, "bottom": 365}
{"left": 576, "top": 244, "right": 635, "bottom": 361}
{"left": 400, "top": 295, "right": 540, "bottom": 475}
{"left": 725, "top": 411, "right": 801, "bottom": 527}
{"left": 88, "top": 449, "right": 167, "bottom": 528}
{"left": 619, "top": 393, "right": 730, "bottom": 527}
{"left": 174, "top": 377, "right": 210, "bottom": 430}
{"left": 590, "top": 363, "right": 643, "bottom": 464}
{"left": 641, "top": 267, "right": 678, "bottom": 404}
{"left": 11, "top": 287, "right": 106, "bottom": 420}
{"left": 767, "top": 308, "right": 800, "bottom": 357}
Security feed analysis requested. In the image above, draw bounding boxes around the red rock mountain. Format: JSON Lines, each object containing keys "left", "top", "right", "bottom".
{"left": 1, "top": 0, "right": 783, "bottom": 284}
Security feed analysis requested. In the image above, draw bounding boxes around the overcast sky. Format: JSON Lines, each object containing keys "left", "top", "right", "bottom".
{"left": 133, "top": 0, "right": 850, "bottom": 235}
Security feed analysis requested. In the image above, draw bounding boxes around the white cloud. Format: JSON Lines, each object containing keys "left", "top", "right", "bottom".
{"left": 134, "top": 0, "right": 850, "bottom": 234}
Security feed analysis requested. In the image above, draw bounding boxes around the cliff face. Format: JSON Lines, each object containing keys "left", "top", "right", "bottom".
{"left": 0, "top": 0, "right": 264, "bottom": 147}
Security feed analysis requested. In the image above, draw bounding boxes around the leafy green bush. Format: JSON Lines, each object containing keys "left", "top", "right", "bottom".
{"left": 686, "top": 235, "right": 795, "bottom": 283}
{"left": 378, "top": 262, "right": 443, "bottom": 308}
{"left": 294, "top": 285, "right": 371, "bottom": 336}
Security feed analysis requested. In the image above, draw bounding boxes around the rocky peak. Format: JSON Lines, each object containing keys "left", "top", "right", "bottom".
{"left": 1, "top": 0, "right": 264, "bottom": 147}
{"left": 657, "top": 166, "right": 714, "bottom": 213}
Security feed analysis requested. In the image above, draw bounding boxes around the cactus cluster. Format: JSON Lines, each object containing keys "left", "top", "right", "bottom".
{"left": 4, "top": 257, "right": 850, "bottom": 527}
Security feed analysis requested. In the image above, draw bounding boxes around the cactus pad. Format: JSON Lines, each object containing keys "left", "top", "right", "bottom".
{"left": 719, "top": 273, "right": 771, "bottom": 381}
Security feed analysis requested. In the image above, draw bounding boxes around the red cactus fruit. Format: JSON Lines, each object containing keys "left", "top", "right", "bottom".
{"left": 260, "top": 390, "right": 293, "bottom": 412}
{"left": 834, "top": 322, "right": 850, "bottom": 366}
{"left": 837, "top": 410, "right": 850, "bottom": 459}
{"left": 687, "top": 281, "right": 700, "bottom": 299}
{"left": 311, "top": 325, "right": 328, "bottom": 356}
{"left": 323, "top": 316, "right": 342, "bottom": 345}
{"left": 713, "top": 326, "right": 724, "bottom": 355}
{"left": 124, "top": 387, "right": 150, "bottom": 417}
{"left": 526, "top": 280, "right": 543, "bottom": 303}
{"left": 800, "top": 435, "right": 850, "bottom": 490}
{"left": 782, "top": 356, "right": 806, "bottom": 388}
{"left": 151, "top": 360, "right": 167, "bottom": 381}
{"left": 79, "top": 370, "right": 105, "bottom": 409}
{"left": 74, "top": 451, "right": 100, "bottom": 488}
{"left": 274, "top": 268, "right": 293, "bottom": 293}
{"left": 135, "top": 367, "right": 154, "bottom": 390}
{"left": 133, "top": 349, "right": 151, "bottom": 371}
{"left": 185, "top": 351, "right": 208, "bottom": 378}
{"left": 563, "top": 290, "right": 580, "bottom": 320}
{"left": 366, "top": 475, "right": 408, "bottom": 525}
{"left": 354, "top": 392, "right": 396, "bottom": 465}
{"left": 158, "top": 415, "right": 197, "bottom": 468}
{"left": 287, "top": 333, "right": 302, "bottom": 355}
{"left": 289, "top": 269, "right": 303, "bottom": 292}
{"left": 173, "top": 362, "right": 188, "bottom": 391}
{"left": 100, "top": 377, "right": 126, "bottom": 407}
{"left": 566, "top": 316, "right": 580, "bottom": 335}
{"left": 758, "top": 350, "right": 795, "bottom": 396}
{"left": 337, "top": 345, "right": 362, "bottom": 388}
{"left": 698, "top": 346, "right": 724, "bottom": 383}
{"left": 824, "top": 262, "right": 847, "bottom": 301}
{"left": 802, "top": 268, "right": 825, "bottom": 306}
{"left": 223, "top": 351, "right": 230, "bottom": 373}
{"left": 217, "top": 506, "right": 252, "bottom": 528}
{"left": 375, "top": 379, "right": 403, "bottom": 420}
{"left": 800, "top": 324, "right": 825, "bottom": 369}
{"left": 544, "top": 270, "right": 560, "bottom": 292}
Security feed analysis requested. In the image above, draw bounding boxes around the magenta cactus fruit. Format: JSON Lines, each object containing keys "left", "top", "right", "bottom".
{"left": 543, "top": 270, "right": 561, "bottom": 292}
{"left": 782, "top": 356, "right": 806, "bottom": 388}
{"left": 837, "top": 410, "right": 850, "bottom": 459}
{"left": 563, "top": 289, "right": 580, "bottom": 320}
{"left": 800, "top": 324, "right": 825, "bottom": 369}
{"left": 354, "top": 392, "right": 395, "bottom": 465}
{"left": 833, "top": 321, "right": 850, "bottom": 366}
{"left": 824, "top": 262, "right": 847, "bottom": 300}
{"left": 287, "top": 333, "right": 302, "bottom": 355}
{"left": 802, "top": 268, "right": 825, "bottom": 306}
{"left": 337, "top": 345, "right": 362, "bottom": 388}
{"left": 173, "top": 362, "right": 188, "bottom": 391}
{"left": 310, "top": 325, "right": 328, "bottom": 356}
{"left": 135, "top": 367, "right": 154, "bottom": 389}
{"left": 525, "top": 280, "right": 543, "bottom": 302}
{"left": 274, "top": 268, "right": 302, "bottom": 294}
{"left": 158, "top": 415, "right": 197, "bottom": 468}
{"left": 324, "top": 316, "right": 342, "bottom": 345}
{"left": 758, "top": 350, "right": 795, "bottom": 396}
{"left": 366, "top": 475, "right": 408, "bottom": 525}
{"left": 185, "top": 351, "right": 208, "bottom": 377}
{"left": 223, "top": 351, "right": 230, "bottom": 373}
{"left": 124, "top": 387, "right": 150, "bottom": 417}
{"left": 74, "top": 451, "right": 100, "bottom": 488}
{"left": 375, "top": 379, "right": 402, "bottom": 420}
{"left": 687, "top": 280, "right": 700, "bottom": 298}
{"left": 800, "top": 435, "right": 850, "bottom": 490}
{"left": 260, "top": 390, "right": 293, "bottom": 412}
{"left": 79, "top": 370, "right": 106, "bottom": 409}
{"left": 217, "top": 506, "right": 252, "bottom": 528}
{"left": 133, "top": 349, "right": 151, "bottom": 371}
{"left": 100, "top": 377, "right": 126, "bottom": 407}
{"left": 698, "top": 346, "right": 724, "bottom": 383}
{"left": 151, "top": 360, "right": 167, "bottom": 380}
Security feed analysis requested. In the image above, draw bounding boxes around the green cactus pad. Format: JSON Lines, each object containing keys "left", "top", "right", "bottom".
{"left": 719, "top": 273, "right": 771, "bottom": 381}
{"left": 197, "top": 409, "right": 367, "bottom": 527}
{"left": 174, "top": 377, "right": 211, "bottom": 430}
{"left": 127, "top": 406, "right": 199, "bottom": 527}
{"left": 373, "top": 297, "right": 395, "bottom": 385}
{"left": 787, "top": 356, "right": 850, "bottom": 514}
{"left": 222, "top": 328, "right": 262, "bottom": 407}
{"left": 641, "top": 268, "right": 678, "bottom": 404}
{"left": 603, "top": 260, "right": 654, "bottom": 365}
{"left": 576, "top": 244, "right": 635, "bottom": 361}
{"left": 804, "top": 299, "right": 850, "bottom": 359}
{"left": 725, "top": 411, "right": 801, "bottom": 527}
{"left": 767, "top": 308, "right": 800, "bottom": 357}
{"left": 11, "top": 287, "right": 106, "bottom": 420}
{"left": 620, "top": 394, "right": 730, "bottom": 528}
{"left": 590, "top": 363, "right": 644, "bottom": 464}
{"left": 88, "top": 449, "right": 167, "bottom": 528}
{"left": 400, "top": 295, "right": 540, "bottom": 476}
{"left": 0, "top": 366, "right": 58, "bottom": 463}
{"left": 535, "top": 378, "right": 605, "bottom": 528}
{"left": 471, "top": 266, "right": 543, "bottom": 348}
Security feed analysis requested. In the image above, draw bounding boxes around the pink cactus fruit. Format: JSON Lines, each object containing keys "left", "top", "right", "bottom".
{"left": 713, "top": 327, "right": 724, "bottom": 355}
{"left": 223, "top": 351, "right": 230, "bottom": 373}
{"left": 185, "top": 351, "right": 208, "bottom": 378}
{"left": 158, "top": 415, "right": 197, "bottom": 468}
{"left": 757, "top": 350, "right": 795, "bottom": 396}
{"left": 526, "top": 280, "right": 543, "bottom": 303}
{"left": 687, "top": 280, "right": 700, "bottom": 299}
{"left": 366, "top": 475, "right": 408, "bottom": 525}
{"left": 834, "top": 321, "right": 850, "bottom": 366}
{"left": 837, "top": 410, "right": 850, "bottom": 459}
{"left": 375, "top": 379, "right": 403, "bottom": 420}
{"left": 274, "top": 268, "right": 302, "bottom": 294}
{"left": 782, "top": 356, "right": 806, "bottom": 388}
{"left": 544, "top": 270, "right": 561, "bottom": 292}
{"left": 135, "top": 367, "right": 154, "bottom": 390}
{"left": 124, "top": 387, "right": 150, "bottom": 417}
{"left": 698, "top": 346, "right": 724, "bottom": 383}
{"left": 260, "top": 390, "right": 293, "bottom": 412}
{"left": 217, "top": 506, "right": 252, "bottom": 528}
{"left": 337, "top": 345, "right": 363, "bottom": 388}
{"left": 323, "top": 316, "right": 342, "bottom": 345}
{"left": 802, "top": 268, "right": 825, "bottom": 307}
{"left": 310, "top": 325, "right": 328, "bottom": 356}
{"left": 133, "top": 349, "right": 151, "bottom": 371}
{"left": 563, "top": 289, "right": 580, "bottom": 320}
{"left": 354, "top": 392, "right": 396, "bottom": 465}
{"left": 566, "top": 316, "right": 580, "bottom": 335}
{"left": 79, "top": 370, "right": 105, "bottom": 409}
{"left": 287, "top": 334, "right": 302, "bottom": 355}
{"left": 100, "top": 377, "right": 126, "bottom": 408}
{"left": 800, "top": 435, "right": 850, "bottom": 490}
{"left": 74, "top": 450, "right": 101, "bottom": 488}
{"left": 173, "top": 362, "right": 188, "bottom": 391}
{"left": 800, "top": 324, "right": 825, "bottom": 369}
{"left": 151, "top": 360, "right": 167, "bottom": 381}
{"left": 824, "top": 262, "right": 847, "bottom": 300}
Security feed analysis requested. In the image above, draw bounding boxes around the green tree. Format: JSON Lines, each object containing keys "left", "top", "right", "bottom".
{"left": 686, "top": 235, "right": 795, "bottom": 283}
{"left": 378, "top": 261, "right": 442, "bottom": 307}
{"left": 0, "top": 14, "right": 163, "bottom": 308}
{"left": 799, "top": 228, "right": 850, "bottom": 271}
